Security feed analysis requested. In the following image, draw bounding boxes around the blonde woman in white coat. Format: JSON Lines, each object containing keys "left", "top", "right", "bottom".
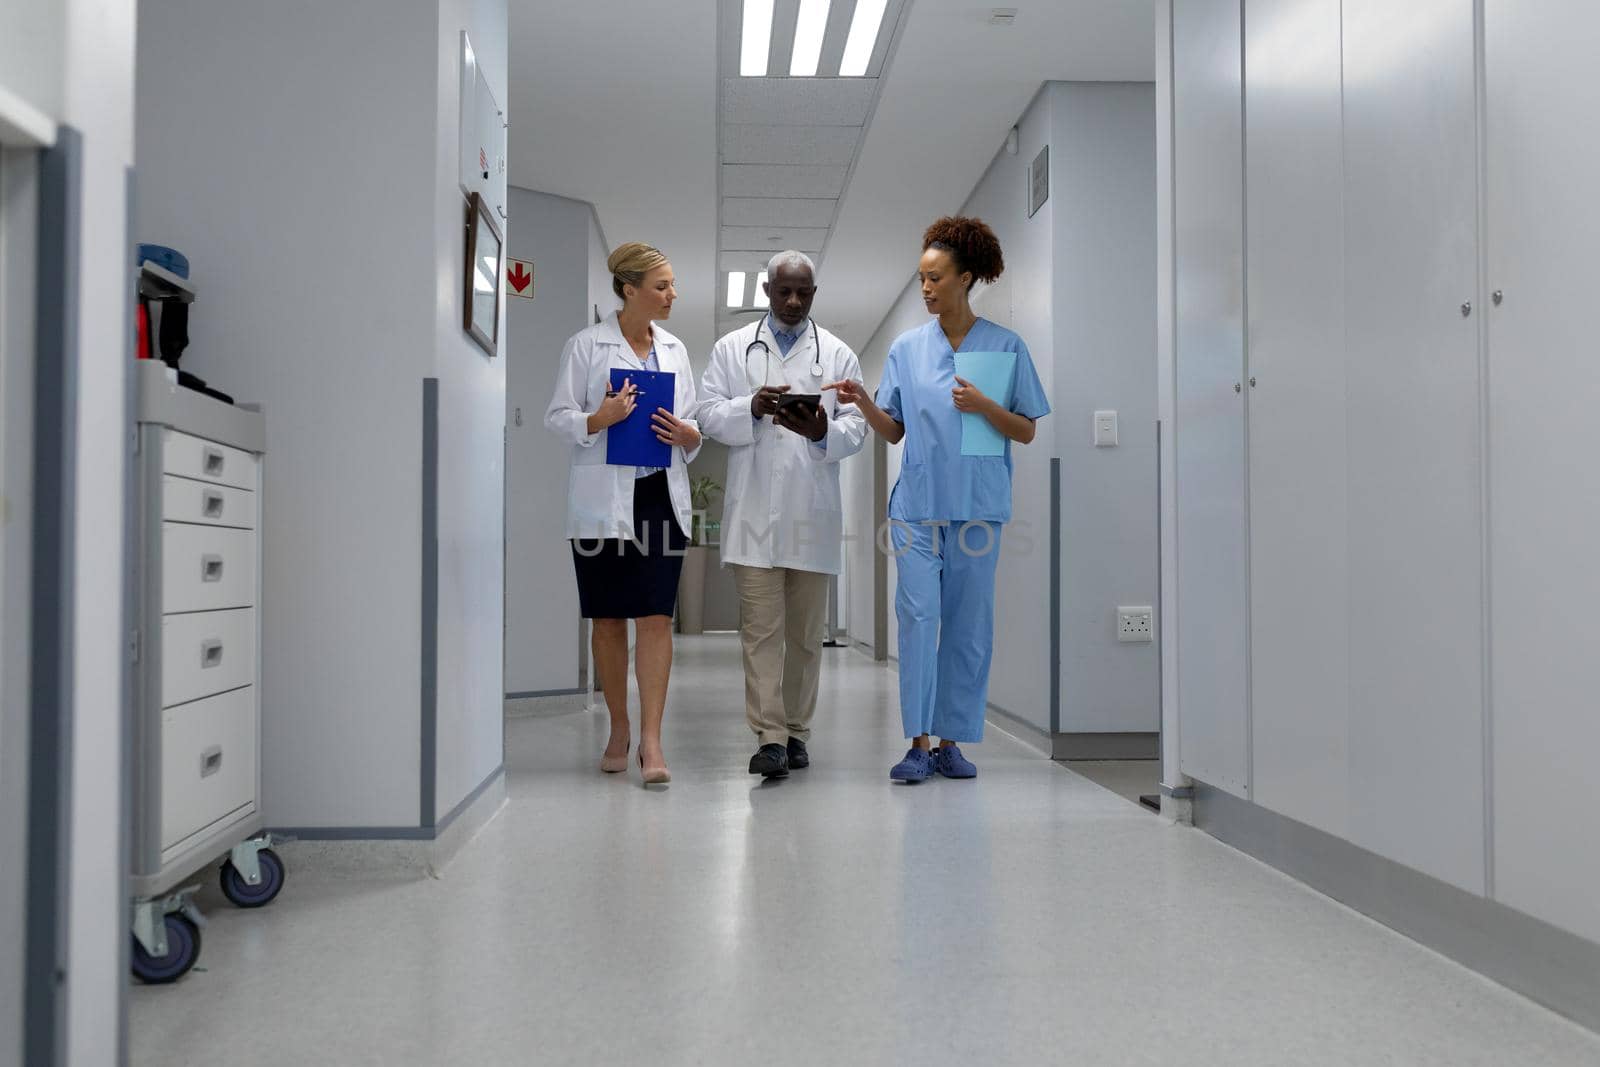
{"left": 545, "top": 242, "right": 701, "bottom": 786}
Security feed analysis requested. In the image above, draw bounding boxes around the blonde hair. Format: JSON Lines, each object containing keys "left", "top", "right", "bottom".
{"left": 608, "top": 242, "right": 669, "bottom": 300}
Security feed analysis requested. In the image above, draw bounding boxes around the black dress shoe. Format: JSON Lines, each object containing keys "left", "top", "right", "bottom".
{"left": 748, "top": 743, "right": 789, "bottom": 778}
{"left": 786, "top": 737, "right": 810, "bottom": 769}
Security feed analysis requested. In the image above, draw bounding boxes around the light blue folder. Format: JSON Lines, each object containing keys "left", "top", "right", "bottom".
{"left": 954, "top": 351, "right": 1017, "bottom": 457}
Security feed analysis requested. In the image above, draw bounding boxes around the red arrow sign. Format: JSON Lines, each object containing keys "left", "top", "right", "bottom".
{"left": 506, "top": 259, "right": 533, "bottom": 296}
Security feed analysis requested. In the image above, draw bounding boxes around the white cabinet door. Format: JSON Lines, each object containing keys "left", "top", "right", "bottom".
{"left": 1244, "top": 0, "right": 1352, "bottom": 837}
{"left": 1173, "top": 0, "right": 1250, "bottom": 797}
{"left": 1342, "top": 0, "right": 1485, "bottom": 895}
{"left": 1485, "top": 0, "right": 1600, "bottom": 943}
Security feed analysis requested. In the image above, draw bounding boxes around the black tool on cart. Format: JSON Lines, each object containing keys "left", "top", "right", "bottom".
{"left": 137, "top": 254, "right": 235, "bottom": 405}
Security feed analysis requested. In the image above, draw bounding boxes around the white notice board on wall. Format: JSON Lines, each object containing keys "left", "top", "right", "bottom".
{"left": 459, "top": 31, "right": 507, "bottom": 223}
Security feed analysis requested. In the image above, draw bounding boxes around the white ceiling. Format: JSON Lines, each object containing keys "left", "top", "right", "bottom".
{"left": 506, "top": 1, "right": 719, "bottom": 356}
{"left": 508, "top": 0, "right": 1154, "bottom": 359}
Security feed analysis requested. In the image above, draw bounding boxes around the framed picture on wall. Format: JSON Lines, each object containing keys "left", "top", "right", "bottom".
{"left": 1028, "top": 144, "right": 1049, "bottom": 218}
{"left": 464, "top": 190, "right": 503, "bottom": 357}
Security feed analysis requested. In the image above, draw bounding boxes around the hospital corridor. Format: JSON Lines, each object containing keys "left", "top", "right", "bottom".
{"left": 4, "top": 1, "right": 1600, "bottom": 1065}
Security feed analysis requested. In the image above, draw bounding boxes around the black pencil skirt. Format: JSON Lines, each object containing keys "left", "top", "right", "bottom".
{"left": 570, "top": 472, "right": 688, "bottom": 619}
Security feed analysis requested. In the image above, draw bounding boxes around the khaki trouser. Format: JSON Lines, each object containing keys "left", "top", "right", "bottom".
{"left": 730, "top": 564, "right": 831, "bottom": 747}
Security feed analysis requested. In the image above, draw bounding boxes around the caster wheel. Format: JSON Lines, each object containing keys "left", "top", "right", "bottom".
{"left": 131, "top": 914, "right": 201, "bottom": 984}
{"left": 220, "top": 847, "right": 285, "bottom": 908}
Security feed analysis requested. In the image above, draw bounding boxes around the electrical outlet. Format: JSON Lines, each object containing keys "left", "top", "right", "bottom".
{"left": 1117, "top": 606, "right": 1153, "bottom": 643}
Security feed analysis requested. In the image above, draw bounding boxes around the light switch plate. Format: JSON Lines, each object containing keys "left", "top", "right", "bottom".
{"left": 1094, "top": 410, "right": 1118, "bottom": 447}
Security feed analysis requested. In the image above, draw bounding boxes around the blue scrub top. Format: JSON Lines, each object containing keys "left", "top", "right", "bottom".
{"left": 875, "top": 317, "right": 1050, "bottom": 524}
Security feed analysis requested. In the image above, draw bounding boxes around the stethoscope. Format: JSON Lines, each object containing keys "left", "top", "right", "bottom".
{"left": 744, "top": 320, "right": 823, "bottom": 390}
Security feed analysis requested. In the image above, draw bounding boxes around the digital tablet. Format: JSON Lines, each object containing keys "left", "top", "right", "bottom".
{"left": 775, "top": 392, "right": 822, "bottom": 418}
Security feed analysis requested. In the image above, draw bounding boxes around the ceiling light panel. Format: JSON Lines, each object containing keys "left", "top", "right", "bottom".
{"left": 726, "top": 271, "right": 747, "bottom": 307}
{"left": 720, "top": 226, "right": 829, "bottom": 252}
{"left": 740, "top": 0, "right": 775, "bottom": 75}
{"left": 722, "top": 124, "right": 861, "bottom": 166}
{"left": 789, "top": 0, "right": 831, "bottom": 76}
{"left": 721, "top": 163, "right": 850, "bottom": 198}
{"left": 840, "top": 0, "right": 890, "bottom": 76}
{"left": 722, "top": 78, "right": 877, "bottom": 126}
{"left": 721, "top": 197, "right": 839, "bottom": 228}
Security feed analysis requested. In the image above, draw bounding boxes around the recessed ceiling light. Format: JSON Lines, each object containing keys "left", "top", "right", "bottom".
{"left": 741, "top": 0, "right": 775, "bottom": 76}
{"left": 790, "top": 0, "right": 831, "bottom": 76}
{"left": 840, "top": 0, "right": 889, "bottom": 76}
{"left": 756, "top": 271, "right": 768, "bottom": 292}
{"left": 727, "top": 271, "right": 746, "bottom": 307}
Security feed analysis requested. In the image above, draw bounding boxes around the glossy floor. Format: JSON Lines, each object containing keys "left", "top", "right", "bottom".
{"left": 131, "top": 636, "right": 1600, "bottom": 1065}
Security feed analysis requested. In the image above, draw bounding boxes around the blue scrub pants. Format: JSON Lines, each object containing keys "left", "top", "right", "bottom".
{"left": 892, "top": 519, "right": 1002, "bottom": 742}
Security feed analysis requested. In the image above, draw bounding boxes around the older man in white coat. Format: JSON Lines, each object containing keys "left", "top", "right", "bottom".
{"left": 697, "top": 251, "right": 867, "bottom": 777}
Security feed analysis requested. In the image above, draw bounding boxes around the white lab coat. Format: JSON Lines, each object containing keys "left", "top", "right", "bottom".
{"left": 696, "top": 317, "right": 867, "bottom": 574}
{"left": 545, "top": 312, "right": 702, "bottom": 541}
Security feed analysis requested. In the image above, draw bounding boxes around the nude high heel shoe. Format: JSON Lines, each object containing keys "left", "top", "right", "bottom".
{"left": 638, "top": 750, "right": 671, "bottom": 786}
{"left": 600, "top": 733, "right": 630, "bottom": 774}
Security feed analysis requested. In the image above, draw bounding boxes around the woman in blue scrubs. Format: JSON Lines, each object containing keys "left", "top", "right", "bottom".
{"left": 829, "top": 217, "right": 1050, "bottom": 782}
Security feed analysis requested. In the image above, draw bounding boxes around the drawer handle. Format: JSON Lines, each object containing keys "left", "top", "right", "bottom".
{"left": 200, "top": 638, "right": 224, "bottom": 668}
{"left": 203, "top": 447, "right": 225, "bottom": 477}
{"left": 201, "top": 554, "right": 224, "bottom": 583}
{"left": 200, "top": 745, "right": 223, "bottom": 778}
{"left": 202, "top": 488, "right": 225, "bottom": 518}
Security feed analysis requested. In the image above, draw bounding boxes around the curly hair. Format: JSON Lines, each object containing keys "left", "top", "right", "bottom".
{"left": 922, "top": 216, "right": 1004, "bottom": 289}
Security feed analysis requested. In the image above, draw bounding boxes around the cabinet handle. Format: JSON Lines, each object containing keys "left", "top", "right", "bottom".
{"left": 1249, "top": 377, "right": 1257, "bottom": 388}
{"left": 202, "top": 446, "right": 225, "bottom": 477}
{"left": 1461, "top": 301, "right": 1473, "bottom": 317}
{"left": 200, "top": 638, "right": 224, "bottom": 668}
{"left": 202, "top": 488, "right": 225, "bottom": 519}
{"left": 201, "top": 554, "right": 224, "bottom": 583}
{"left": 200, "top": 745, "right": 223, "bottom": 778}
{"left": 1492, "top": 290, "right": 1504, "bottom": 306}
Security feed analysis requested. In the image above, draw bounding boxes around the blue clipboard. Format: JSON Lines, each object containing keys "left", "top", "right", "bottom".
{"left": 954, "top": 351, "right": 1016, "bottom": 457}
{"left": 605, "top": 367, "right": 674, "bottom": 468}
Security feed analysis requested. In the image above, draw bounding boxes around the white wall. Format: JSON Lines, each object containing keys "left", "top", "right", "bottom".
{"left": 1051, "top": 83, "right": 1158, "bottom": 736}
{"left": 1482, "top": 0, "right": 1600, "bottom": 945}
{"left": 0, "top": 146, "right": 35, "bottom": 1067}
{"left": 848, "top": 82, "right": 1158, "bottom": 742}
{"left": 504, "top": 186, "right": 593, "bottom": 695}
{"left": 136, "top": 0, "right": 505, "bottom": 828}
{"left": 61, "top": 1, "right": 137, "bottom": 1060}
{"left": 1166, "top": 0, "right": 1600, "bottom": 945}
{"left": 1170, "top": 0, "right": 1250, "bottom": 797}
{"left": 430, "top": 0, "right": 509, "bottom": 820}
{"left": 0, "top": 0, "right": 64, "bottom": 125}
{"left": 587, "top": 209, "right": 611, "bottom": 329}
{"left": 0, "top": 5, "right": 137, "bottom": 1059}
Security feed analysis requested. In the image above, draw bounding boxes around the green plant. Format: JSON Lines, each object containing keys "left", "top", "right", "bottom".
{"left": 688, "top": 476, "right": 723, "bottom": 546}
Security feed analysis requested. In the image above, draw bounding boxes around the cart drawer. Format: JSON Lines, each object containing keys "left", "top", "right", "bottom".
{"left": 162, "top": 475, "right": 255, "bottom": 529}
{"left": 162, "top": 524, "right": 255, "bottom": 613}
{"left": 161, "top": 686, "right": 256, "bottom": 851}
{"left": 163, "top": 428, "right": 257, "bottom": 491}
{"left": 161, "top": 608, "right": 256, "bottom": 708}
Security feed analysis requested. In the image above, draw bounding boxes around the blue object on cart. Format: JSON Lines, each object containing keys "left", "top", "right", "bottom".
{"left": 137, "top": 243, "right": 189, "bottom": 279}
